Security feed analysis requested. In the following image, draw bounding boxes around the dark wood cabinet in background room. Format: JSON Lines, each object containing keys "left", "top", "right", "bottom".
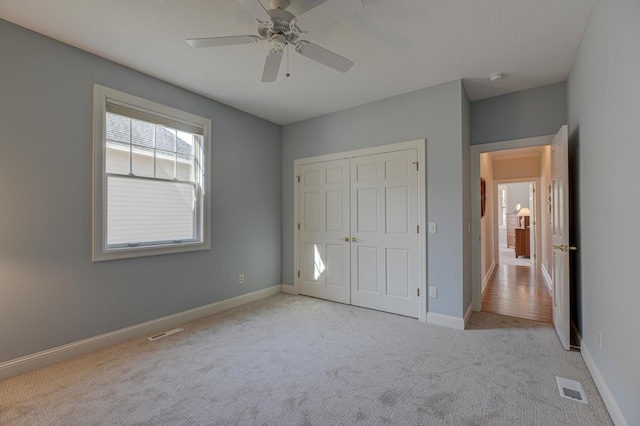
{"left": 515, "top": 228, "right": 530, "bottom": 258}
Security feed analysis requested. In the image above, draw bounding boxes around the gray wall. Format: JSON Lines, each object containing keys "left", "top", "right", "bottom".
{"left": 282, "top": 80, "right": 469, "bottom": 318}
{"left": 471, "top": 82, "right": 567, "bottom": 145}
{"left": 0, "top": 20, "right": 282, "bottom": 363}
{"left": 567, "top": 0, "right": 640, "bottom": 423}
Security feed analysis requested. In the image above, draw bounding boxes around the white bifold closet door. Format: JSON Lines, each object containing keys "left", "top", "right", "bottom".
{"left": 299, "top": 159, "right": 351, "bottom": 304}
{"left": 299, "top": 149, "right": 419, "bottom": 318}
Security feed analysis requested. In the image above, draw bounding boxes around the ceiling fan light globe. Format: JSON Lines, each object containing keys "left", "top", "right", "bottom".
{"left": 269, "top": 0, "right": 290, "bottom": 10}
{"left": 270, "top": 34, "right": 287, "bottom": 50}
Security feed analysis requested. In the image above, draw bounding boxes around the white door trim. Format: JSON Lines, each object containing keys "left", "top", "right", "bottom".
{"left": 470, "top": 135, "right": 553, "bottom": 312}
{"left": 293, "top": 139, "right": 427, "bottom": 321}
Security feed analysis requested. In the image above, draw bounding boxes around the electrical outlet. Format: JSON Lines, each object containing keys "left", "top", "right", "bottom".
{"left": 429, "top": 287, "right": 438, "bottom": 298}
{"left": 597, "top": 330, "right": 602, "bottom": 349}
{"left": 239, "top": 274, "right": 245, "bottom": 284}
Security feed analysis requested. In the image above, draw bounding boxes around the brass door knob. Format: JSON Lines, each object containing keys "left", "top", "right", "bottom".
{"left": 351, "top": 237, "right": 358, "bottom": 242}
{"left": 553, "top": 244, "right": 578, "bottom": 252}
{"left": 343, "top": 237, "right": 349, "bottom": 242}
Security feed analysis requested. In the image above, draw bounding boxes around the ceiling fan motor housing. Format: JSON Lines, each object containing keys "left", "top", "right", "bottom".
{"left": 258, "top": 7, "right": 299, "bottom": 46}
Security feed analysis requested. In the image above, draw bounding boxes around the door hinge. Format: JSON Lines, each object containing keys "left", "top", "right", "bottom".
{"left": 297, "top": 223, "right": 300, "bottom": 230}
{"left": 297, "top": 270, "right": 300, "bottom": 278}
{"left": 417, "top": 288, "right": 420, "bottom": 297}
{"left": 413, "top": 161, "right": 419, "bottom": 171}
{"left": 417, "top": 225, "right": 420, "bottom": 233}
{"left": 296, "top": 175, "right": 300, "bottom": 183}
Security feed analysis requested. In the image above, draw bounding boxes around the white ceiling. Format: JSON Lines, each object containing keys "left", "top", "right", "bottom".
{"left": 0, "top": 0, "right": 594, "bottom": 125}
{"left": 491, "top": 146, "right": 542, "bottom": 161}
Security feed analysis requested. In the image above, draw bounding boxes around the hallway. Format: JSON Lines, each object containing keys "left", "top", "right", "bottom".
{"left": 482, "top": 264, "right": 552, "bottom": 323}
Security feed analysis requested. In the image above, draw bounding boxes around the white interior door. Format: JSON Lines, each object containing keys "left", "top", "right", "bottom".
{"left": 299, "top": 159, "right": 350, "bottom": 304}
{"left": 350, "top": 149, "right": 419, "bottom": 318}
{"left": 551, "top": 125, "right": 572, "bottom": 350}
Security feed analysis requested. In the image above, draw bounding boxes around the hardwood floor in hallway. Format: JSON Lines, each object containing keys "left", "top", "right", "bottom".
{"left": 482, "top": 264, "right": 552, "bottom": 323}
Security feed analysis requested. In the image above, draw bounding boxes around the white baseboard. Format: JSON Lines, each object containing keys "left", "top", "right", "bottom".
{"left": 281, "top": 283, "right": 298, "bottom": 295}
{"left": 427, "top": 312, "right": 465, "bottom": 330}
{"left": 481, "top": 260, "right": 496, "bottom": 293}
{"left": 580, "top": 342, "right": 629, "bottom": 426}
{"left": 541, "top": 264, "right": 553, "bottom": 293}
{"left": 0, "top": 285, "right": 282, "bottom": 382}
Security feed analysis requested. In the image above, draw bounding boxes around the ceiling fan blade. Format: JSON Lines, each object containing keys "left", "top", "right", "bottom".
{"left": 295, "top": 41, "right": 354, "bottom": 73}
{"left": 293, "top": 0, "right": 363, "bottom": 32}
{"left": 261, "top": 49, "right": 284, "bottom": 82}
{"left": 237, "top": 0, "right": 271, "bottom": 22}
{"left": 186, "top": 35, "right": 260, "bottom": 48}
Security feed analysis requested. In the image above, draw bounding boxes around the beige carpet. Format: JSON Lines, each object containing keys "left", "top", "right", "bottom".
{"left": 0, "top": 294, "right": 612, "bottom": 425}
{"left": 499, "top": 243, "right": 533, "bottom": 266}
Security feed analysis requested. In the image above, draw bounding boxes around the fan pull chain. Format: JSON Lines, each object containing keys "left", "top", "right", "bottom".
{"left": 286, "top": 43, "right": 291, "bottom": 78}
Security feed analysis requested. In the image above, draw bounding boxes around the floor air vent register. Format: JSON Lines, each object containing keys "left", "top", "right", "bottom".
{"left": 556, "top": 376, "right": 588, "bottom": 404}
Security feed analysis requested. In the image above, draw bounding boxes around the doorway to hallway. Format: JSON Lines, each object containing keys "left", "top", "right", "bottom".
{"left": 472, "top": 128, "right": 572, "bottom": 347}
{"left": 476, "top": 143, "right": 552, "bottom": 323}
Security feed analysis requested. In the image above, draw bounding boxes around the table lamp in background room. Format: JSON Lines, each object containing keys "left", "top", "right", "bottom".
{"left": 517, "top": 207, "right": 530, "bottom": 228}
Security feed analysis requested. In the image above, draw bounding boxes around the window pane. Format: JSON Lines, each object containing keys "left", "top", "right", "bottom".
{"left": 131, "top": 119, "right": 154, "bottom": 148}
{"left": 106, "top": 176, "right": 195, "bottom": 245}
{"left": 156, "top": 127, "right": 176, "bottom": 152}
{"left": 132, "top": 145, "right": 154, "bottom": 178}
{"left": 106, "top": 142, "right": 130, "bottom": 175}
{"left": 106, "top": 113, "right": 130, "bottom": 143}
{"left": 194, "top": 136, "right": 204, "bottom": 185}
{"left": 177, "top": 131, "right": 194, "bottom": 155}
{"left": 177, "top": 153, "right": 195, "bottom": 182}
{"left": 156, "top": 150, "right": 176, "bottom": 180}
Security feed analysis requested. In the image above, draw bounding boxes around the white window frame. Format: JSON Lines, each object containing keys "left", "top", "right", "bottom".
{"left": 92, "top": 84, "right": 211, "bottom": 261}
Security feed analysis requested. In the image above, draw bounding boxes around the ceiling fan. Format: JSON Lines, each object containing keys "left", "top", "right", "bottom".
{"left": 186, "top": 0, "right": 363, "bottom": 82}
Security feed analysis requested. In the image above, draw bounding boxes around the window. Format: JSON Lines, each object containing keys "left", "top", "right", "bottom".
{"left": 93, "top": 85, "right": 211, "bottom": 261}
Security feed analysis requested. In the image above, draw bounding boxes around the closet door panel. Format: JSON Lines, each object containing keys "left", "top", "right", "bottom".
{"left": 299, "top": 159, "right": 350, "bottom": 304}
{"left": 350, "top": 149, "right": 419, "bottom": 318}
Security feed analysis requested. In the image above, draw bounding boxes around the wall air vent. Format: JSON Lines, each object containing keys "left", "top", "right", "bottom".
{"left": 148, "top": 327, "right": 184, "bottom": 341}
